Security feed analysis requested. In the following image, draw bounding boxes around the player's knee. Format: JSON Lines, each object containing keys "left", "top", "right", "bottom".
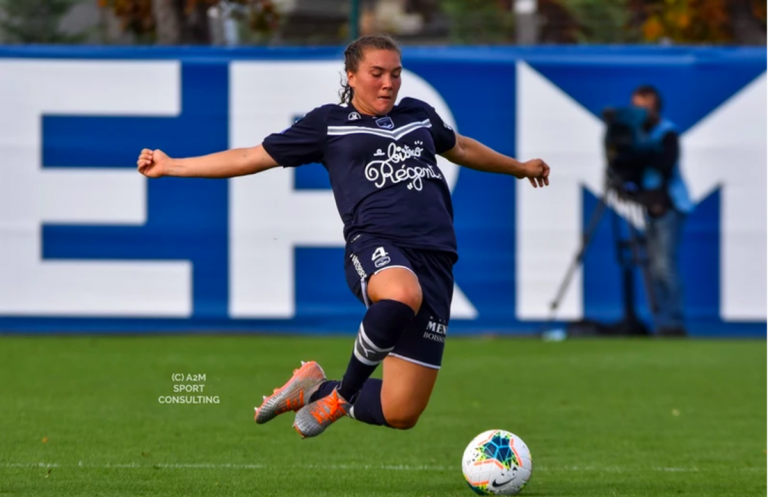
{"left": 382, "top": 397, "right": 427, "bottom": 430}
{"left": 368, "top": 268, "right": 423, "bottom": 313}
{"left": 385, "top": 411, "right": 421, "bottom": 430}
{"left": 389, "top": 285, "right": 422, "bottom": 314}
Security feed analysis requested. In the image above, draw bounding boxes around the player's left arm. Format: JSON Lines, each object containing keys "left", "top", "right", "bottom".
{"left": 441, "top": 133, "right": 550, "bottom": 188}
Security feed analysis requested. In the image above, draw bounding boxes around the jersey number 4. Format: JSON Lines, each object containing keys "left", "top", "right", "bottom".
{"left": 372, "top": 247, "right": 389, "bottom": 261}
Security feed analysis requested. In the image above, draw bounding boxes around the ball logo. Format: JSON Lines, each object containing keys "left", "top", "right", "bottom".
{"left": 491, "top": 467, "right": 518, "bottom": 488}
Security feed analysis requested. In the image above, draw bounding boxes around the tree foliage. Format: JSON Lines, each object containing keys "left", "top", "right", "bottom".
{"left": 561, "top": 0, "right": 644, "bottom": 43}
{"left": 0, "top": 0, "right": 86, "bottom": 43}
{"left": 642, "top": 0, "right": 733, "bottom": 43}
{"left": 95, "top": 0, "right": 766, "bottom": 45}
{"left": 440, "top": 0, "right": 515, "bottom": 44}
{"left": 542, "top": 0, "right": 765, "bottom": 44}
{"left": 98, "top": 0, "right": 278, "bottom": 44}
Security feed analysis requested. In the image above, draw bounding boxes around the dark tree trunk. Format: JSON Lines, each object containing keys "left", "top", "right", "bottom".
{"left": 731, "top": 0, "right": 766, "bottom": 45}
{"left": 185, "top": 1, "right": 211, "bottom": 44}
{"left": 152, "top": 0, "right": 183, "bottom": 44}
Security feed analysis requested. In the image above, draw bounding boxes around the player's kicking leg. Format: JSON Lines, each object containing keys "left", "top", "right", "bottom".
{"left": 254, "top": 360, "right": 327, "bottom": 424}
{"left": 293, "top": 265, "right": 421, "bottom": 438}
{"left": 293, "top": 354, "right": 438, "bottom": 437}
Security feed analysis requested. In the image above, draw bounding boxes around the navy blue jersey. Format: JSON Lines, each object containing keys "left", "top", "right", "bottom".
{"left": 262, "top": 97, "right": 458, "bottom": 258}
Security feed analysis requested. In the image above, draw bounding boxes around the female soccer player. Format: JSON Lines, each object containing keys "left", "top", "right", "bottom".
{"left": 137, "top": 35, "right": 550, "bottom": 438}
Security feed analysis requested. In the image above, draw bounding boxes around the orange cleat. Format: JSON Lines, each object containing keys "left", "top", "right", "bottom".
{"left": 292, "top": 388, "right": 350, "bottom": 438}
{"left": 254, "top": 361, "right": 326, "bottom": 425}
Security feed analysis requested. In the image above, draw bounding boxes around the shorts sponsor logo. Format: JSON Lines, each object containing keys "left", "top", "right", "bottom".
{"left": 374, "top": 256, "right": 391, "bottom": 268}
{"left": 423, "top": 318, "right": 448, "bottom": 343}
{"left": 351, "top": 254, "right": 367, "bottom": 280}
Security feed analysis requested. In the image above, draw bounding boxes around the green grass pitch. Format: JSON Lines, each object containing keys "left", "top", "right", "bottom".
{"left": 0, "top": 336, "right": 765, "bottom": 496}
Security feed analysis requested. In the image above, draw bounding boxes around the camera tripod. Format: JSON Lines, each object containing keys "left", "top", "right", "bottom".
{"left": 547, "top": 184, "right": 658, "bottom": 337}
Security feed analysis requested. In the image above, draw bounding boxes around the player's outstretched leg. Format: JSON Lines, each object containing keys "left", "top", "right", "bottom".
{"left": 293, "top": 354, "right": 439, "bottom": 437}
{"left": 254, "top": 361, "right": 326, "bottom": 425}
{"left": 292, "top": 301, "right": 414, "bottom": 437}
{"left": 293, "top": 267, "right": 420, "bottom": 438}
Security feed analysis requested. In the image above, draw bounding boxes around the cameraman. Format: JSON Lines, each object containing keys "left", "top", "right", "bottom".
{"left": 628, "top": 85, "right": 693, "bottom": 337}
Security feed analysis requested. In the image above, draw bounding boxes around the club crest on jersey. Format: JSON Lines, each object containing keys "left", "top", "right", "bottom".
{"left": 348, "top": 112, "right": 361, "bottom": 121}
{"left": 375, "top": 116, "right": 394, "bottom": 130}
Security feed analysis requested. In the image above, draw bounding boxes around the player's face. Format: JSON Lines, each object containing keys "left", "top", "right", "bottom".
{"left": 631, "top": 94, "right": 659, "bottom": 121}
{"left": 348, "top": 49, "right": 402, "bottom": 116}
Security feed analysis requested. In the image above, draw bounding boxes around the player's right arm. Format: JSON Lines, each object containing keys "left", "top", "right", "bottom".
{"left": 137, "top": 145, "right": 279, "bottom": 179}
{"left": 139, "top": 105, "right": 330, "bottom": 179}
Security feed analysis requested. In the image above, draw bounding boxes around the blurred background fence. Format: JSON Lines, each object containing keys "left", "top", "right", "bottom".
{"left": 0, "top": 0, "right": 764, "bottom": 46}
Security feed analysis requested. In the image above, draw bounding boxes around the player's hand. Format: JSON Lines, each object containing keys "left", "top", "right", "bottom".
{"left": 523, "top": 158, "right": 550, "bottom": 188}
{"left": 137, "top": 149, "right": 170, "bottom": 178}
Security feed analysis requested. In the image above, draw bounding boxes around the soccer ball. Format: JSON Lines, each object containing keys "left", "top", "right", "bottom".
{"left": 461, "top": 430, "right": 533, "bottom": 495}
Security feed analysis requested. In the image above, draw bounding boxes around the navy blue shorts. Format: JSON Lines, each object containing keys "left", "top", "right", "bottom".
{"left": 344, "top": 236, "right": 455, "bottom": 369}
